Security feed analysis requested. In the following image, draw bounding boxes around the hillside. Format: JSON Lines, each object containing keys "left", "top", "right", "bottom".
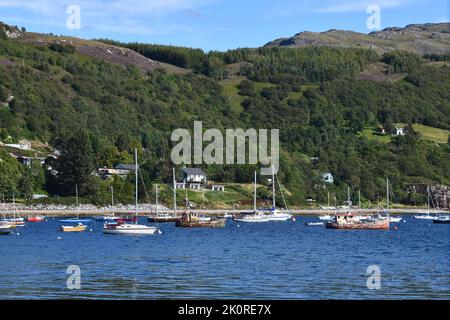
{"left": 265, "top": 23, "right": 450, "bottom": 55}
{"left": 0, "top": 21, "right": 449, "bottom": 208}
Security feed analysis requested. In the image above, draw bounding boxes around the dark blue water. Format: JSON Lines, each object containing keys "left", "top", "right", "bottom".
{"left": 0, "top": 216, "right": 449, "bottom": 299}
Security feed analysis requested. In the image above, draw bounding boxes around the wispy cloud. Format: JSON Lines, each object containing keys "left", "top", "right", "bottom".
{"left": 315, "top": 0, "right": 411, "bottom": 13}
{"left": 0, "top": 0, "right": 215, "bottom": 35}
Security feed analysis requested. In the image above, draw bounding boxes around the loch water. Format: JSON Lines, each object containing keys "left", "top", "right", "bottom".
{"left": 0, "top": 216, "right": 449, "bottom": 299}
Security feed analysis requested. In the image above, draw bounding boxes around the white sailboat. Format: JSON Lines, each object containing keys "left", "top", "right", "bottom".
{"left": 266, "top": 166, "right": 292, "bottom": 221}
{"left": 103, "top": 149, "right": 160, "bottom": 235}
{"left": 378, "top": 178, "right": 402, "bottom": 223}
{"left": 414, "top": 186, "right": 438, "bottom": 220}
{"left": 234, "top": 171, "right": 269, "bottom": 223}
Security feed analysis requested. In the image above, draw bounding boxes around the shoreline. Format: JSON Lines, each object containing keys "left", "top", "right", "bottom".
{"left": 2, "top": 208, "right": 449, "bottom": 217}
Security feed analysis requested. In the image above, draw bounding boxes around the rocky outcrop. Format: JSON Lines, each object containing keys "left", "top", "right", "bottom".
{"left": 406, "top": 184, "right": 450, "bottom": 209}
{"left": 0, "top": 22, "right": 23, "bottom": 39}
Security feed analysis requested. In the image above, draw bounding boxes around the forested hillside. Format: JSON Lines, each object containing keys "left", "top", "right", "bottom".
{"left": 0, "top": 23, "right": 449, "bottom": 208}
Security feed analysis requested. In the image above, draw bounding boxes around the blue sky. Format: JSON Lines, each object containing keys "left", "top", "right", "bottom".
{"left": 0, "top": 0, "right": 448, "bottom": 51}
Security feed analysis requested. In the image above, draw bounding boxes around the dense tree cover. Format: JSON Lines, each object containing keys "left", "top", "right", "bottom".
{"left": 382, "top": 50, "right": 424, "bottom": 73}
{"left": 0, "top": 37, "right": 449, "bottom": 207}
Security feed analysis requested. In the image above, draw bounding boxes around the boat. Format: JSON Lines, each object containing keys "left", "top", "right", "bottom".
{"left": 414, "top": 186, "right": 439, "bottom": 220}
{"left": 175, "top": 211, "right": 226, "bottom": 228}
{"left": 26, "top": 215, "right": 46, "bottom": 222}
{"left": 103, "top": 148, "right": 160, "bottom": 235}
{"left": 0, "top": 223, "right": 15, "bottom": 235}
{"left": 1, "top": 195, "right": 25, "bottom": 226}
{"left": 60, "top": 223, "right": 87, "bottom": 232}
{"left": 147, "top": 180, "right": 180, "bottom": 223}
{"left": 233, "top": 171, "right": 270, "bottom": 223}
{"left": 326, "top": 213, "right": 389, "bottom": 230}
{"left": 433, "top": 215, "right": 450, "bottom": 224}
{"left": 265, "top": 166, "right": 292, "bottom": 222}
{"left": 318, "top": 215, "right": 334, "bottom": 222}
{"left": 60, "top": 218, "right": 91, "bottom": 223}
{"left": 60, "top": 185, "right": 91, "bottom": 224}
{"left": 377, "top": 178, "right": 402, "bottom": 223}
{"left": 305, "top": 222, "right": 324, "bottom": 226}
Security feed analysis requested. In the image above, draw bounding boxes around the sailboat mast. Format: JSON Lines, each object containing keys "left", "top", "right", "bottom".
{"left": 111, "top": 186, "right": 114, "bottom": 207}
{"left": 272, "top": 166, "right": 275, "bottom": 209}
{"left": 386, "top": 178, "right": 389, "bottom": 211}
{"left": 347, "top": 186, "right": 351, "bottom": 206}
{"left": 358, "top": 190, "right": 361, "bottom": 208}
{"left": 75, "top": 184, "right": 79, "bottom": 207}
{"left": 155, "top": 184, "right": 158, "bottom": 207}
{"left": 427, "top": 185, "right": 430, "bottom": 213}
{"left": 173, "top": 168, "right": 177, "bottom": 215}
{"left": 254, "top": 171, "right": 257, "bottom": 212}
{"left": 135, "top": 148, "right": 138, "bottom": 221}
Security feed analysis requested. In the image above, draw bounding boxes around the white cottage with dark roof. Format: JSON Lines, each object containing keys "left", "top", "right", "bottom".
{"left": 181, "top": 167, "right": 207, "bottom": 184}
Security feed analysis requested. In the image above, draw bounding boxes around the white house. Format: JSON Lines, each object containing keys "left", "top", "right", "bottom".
{"left": 322, "top": 172, "right": 334, "bottom": 184}
{"left": 182, "top": 168, "right": 207, "bottom": 184}
{"left": 393, "top": 127, "right": 406, "bottom": 136}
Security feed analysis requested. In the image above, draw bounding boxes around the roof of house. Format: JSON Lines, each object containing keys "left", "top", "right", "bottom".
{"left": 115, "top": 164, "right": 138, "bottom": 171}
{"left": 181, "top": 167, "right": 206, "bottom": 176}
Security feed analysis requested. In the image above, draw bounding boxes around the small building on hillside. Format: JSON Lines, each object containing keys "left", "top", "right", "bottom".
{"left": 322, "top": 172, "right": 334, "bottom": 184}
{"left": 211, "top": 185, "right": 225, "bottom": 192}
{"left": 376, "top": 126, "right": 386, "bottom": 134}
{"left": 97, "top": 163, "right": 138, "bottom": 179}
{"left": 393, "top": 127, "right": 406, "bottom": 136}
{"left": 182, "top": 168, "right": 207, "bottom": 184}
{"left": 174, "top": 182, "right": 186, "bottom": 190}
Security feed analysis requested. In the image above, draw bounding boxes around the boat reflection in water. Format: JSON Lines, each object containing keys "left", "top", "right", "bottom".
{"left": 326, "top": 213, "right": 389, "bottom": 230}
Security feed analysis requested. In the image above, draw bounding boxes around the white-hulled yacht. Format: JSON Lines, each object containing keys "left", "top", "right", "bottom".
{"left": 265, "top": 166, "right": 292, "bottom": 222}
{"left": 414, "top": 186, "right": 438, "bottom": 220}
{"left": 234, "top": 171, "right": 270, "bottom": 223}
{"left": 103, "top": 149, "right": 160, "bottom": 235}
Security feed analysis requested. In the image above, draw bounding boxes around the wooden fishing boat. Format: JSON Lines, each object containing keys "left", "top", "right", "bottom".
{"left": 326, "top": 213, "right": 389, "bottom": 230}
{"left": 60, "top": 223, "right": 87, "bottom": 232}
{"left": 175, "top": 211, "right": 226, "bottom": 228}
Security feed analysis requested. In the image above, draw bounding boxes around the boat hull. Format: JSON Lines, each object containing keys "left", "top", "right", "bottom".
{"left": 60, "top": 225, "right": 87, "bottom": 232}
{"left": 175, "top": 219, "right": 226, "bottom": 228}
{"left": 326, "top": 220, "right": 389, "bottom": 230}
{"left": 103, "top": 226, "right": 159, "bottom": 234}
{"left": 60, "top": 219, "right": 91, "bottom": 223}
{"left": 26, "top": 216, "right": 45, "bottom": 222}
{"left": 413, "top": 215, "right": 435, "bottom": 220}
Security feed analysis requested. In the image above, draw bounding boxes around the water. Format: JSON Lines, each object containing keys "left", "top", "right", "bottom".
{"left": 0, "top": 216, "right": 448, "bottom": 299}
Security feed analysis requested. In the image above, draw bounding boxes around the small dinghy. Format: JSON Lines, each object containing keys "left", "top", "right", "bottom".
{"left": 305, "top": 222, "right": 324, "bottom": 226}
{"left": 60, "top": 223, "right": 87, "bottom": 232}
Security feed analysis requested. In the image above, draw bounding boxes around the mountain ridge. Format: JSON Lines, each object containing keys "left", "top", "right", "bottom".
{"left": 265, "top": 22, "right": 450, "bottom": 55}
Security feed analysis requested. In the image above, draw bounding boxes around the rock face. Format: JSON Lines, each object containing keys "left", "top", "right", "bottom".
{"left": 265, "top": 23, "right": 450, "bottom": 55}
{"left": 407, "top": 184, "right": 450, "bottom": 209}
{"left": 0, "top": 22, "right": 23, "bottom": 39}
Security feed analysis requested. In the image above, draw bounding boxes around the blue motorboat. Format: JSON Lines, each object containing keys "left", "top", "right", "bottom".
{"left": 60, "top": 218, "right": 91, "bottom": 224}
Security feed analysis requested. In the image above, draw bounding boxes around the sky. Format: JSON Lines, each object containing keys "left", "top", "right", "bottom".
{"left": 0, "top": 0, "right": 448, "bottom": 51}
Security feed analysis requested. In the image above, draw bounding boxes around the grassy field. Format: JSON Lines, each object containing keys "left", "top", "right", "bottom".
{"left": 359, "top": 128, "right": 392, "bottom": 144}
{"left": 412, "top": 124, "right": 450, "bottom": 144}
